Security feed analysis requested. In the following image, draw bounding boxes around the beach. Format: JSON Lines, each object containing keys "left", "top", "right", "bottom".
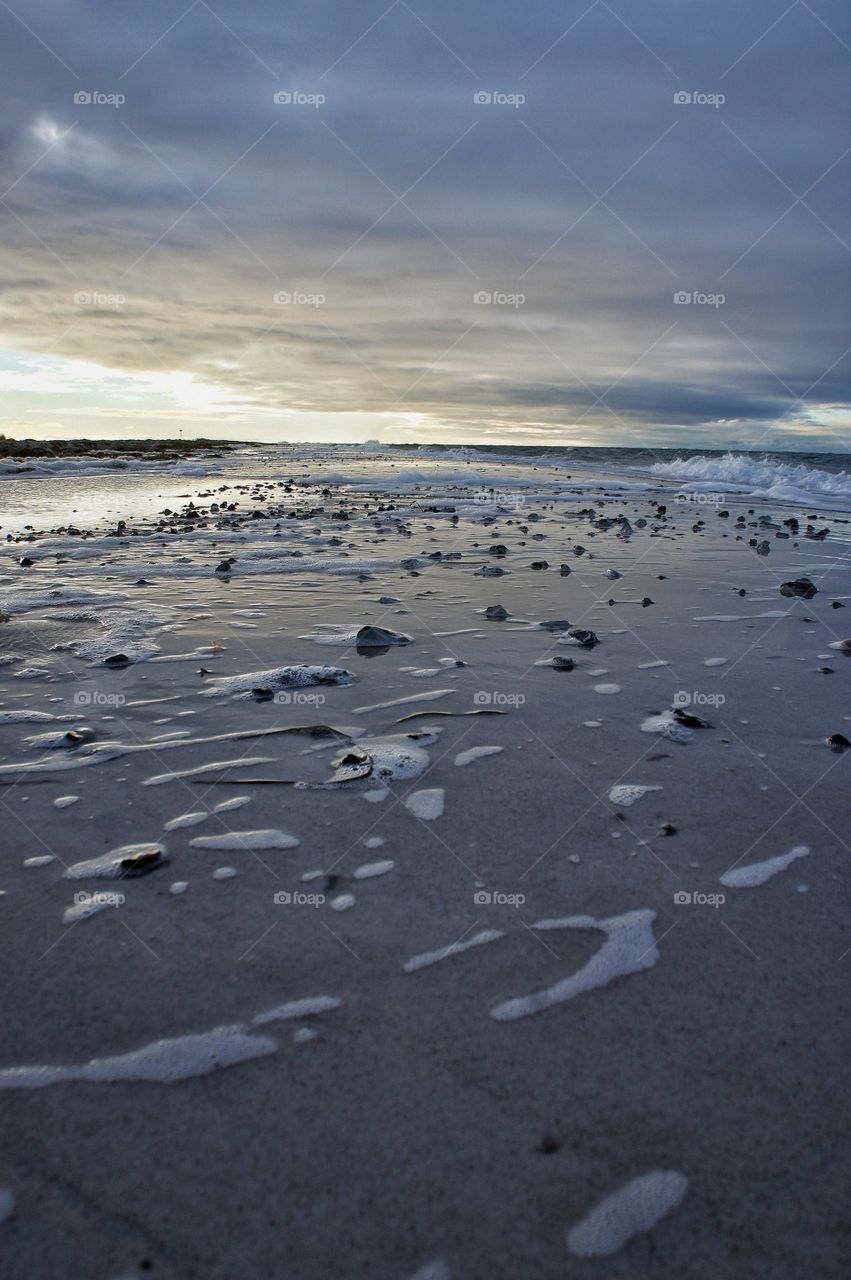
{"left": 1, "top": 445, "right": 849, "bottom": 1279}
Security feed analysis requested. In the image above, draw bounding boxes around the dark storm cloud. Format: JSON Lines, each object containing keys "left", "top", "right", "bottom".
{"left": 0, "top": 0, "right": 849, "bottom": 441}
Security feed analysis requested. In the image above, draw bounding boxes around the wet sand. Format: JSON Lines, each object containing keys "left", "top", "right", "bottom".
{"left": 0, "top": 454, "right": 849, "bottom": 1279}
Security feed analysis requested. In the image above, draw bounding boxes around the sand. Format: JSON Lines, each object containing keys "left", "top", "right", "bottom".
{"left": 0, "top": 449, "right": 849, "bottom": 1278}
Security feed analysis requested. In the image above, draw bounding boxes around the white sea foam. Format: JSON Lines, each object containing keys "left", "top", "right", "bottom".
{"left": 566, "top": 1170, "right": 688, "bottom": 1257}
{"left": 354, "top": 859, "right": 395, "bottom": 879}
{"left": 720, "top": 845, "right": 809, "bottom": 888}
{"left": 607, "top": 784, "right": 662, "bottom": 807}
{"left": 0, "top": 1025, "right": 277, "bottom": 1089}
{"left": 649, "top": 452, "right": 851, "bottom": 511}
{"left": 353, "top": 689, "right": 453, "bottom": 714}
{"left": 404, "top": 928, "right": 504, "bottom": 973}
{"left": 190, "top": 829, "right": 300, "bottom": 850}
{"left": 404, "top": 788, "right": 445, "bottom": 820}
{"left": 252, "top": 996, "right": 342, "bottom": 1026}
{"left": 453, "top": 745, "right": 504, "bottom": 767}
{"left": 490, "top": 910, "right": 659, "bottom": 1021}
{"left": 164, "top": 811, "right": 209, "bottom": 831}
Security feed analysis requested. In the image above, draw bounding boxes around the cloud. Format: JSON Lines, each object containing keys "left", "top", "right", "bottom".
{"left": 0, "top": 0, "right": 848, "bottom": 444}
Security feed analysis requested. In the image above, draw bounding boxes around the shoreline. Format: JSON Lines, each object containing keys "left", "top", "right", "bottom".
{"left": 1, "top": 451, "right": 849, "bottom": 1279}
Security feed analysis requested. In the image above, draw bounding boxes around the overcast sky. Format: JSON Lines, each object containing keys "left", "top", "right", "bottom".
{"left": 0, "top": 0, "right": 850, "bottom": 449}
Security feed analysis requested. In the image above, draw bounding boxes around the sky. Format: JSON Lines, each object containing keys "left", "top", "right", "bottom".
{"left": 0, "top": 0, "right": 850, "bottom": 451}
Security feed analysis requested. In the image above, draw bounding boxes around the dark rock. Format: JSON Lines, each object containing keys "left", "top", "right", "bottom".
{"left": 103, "top": 654, "right": 130, "bottom": 668}
{"left": 779, "top": 578, "right": 817, "bottom": 599}
{"left": 828, "top": 733, "right": 850, "bottom": 753}
{"left": 355, "top": 625, "right": 412, "bottom": 648}
{"left": 485, "top": 605, "right": 509, "bottom": 621}
{"left": 566, "top": 628, "right": 599, "bottom": 648}
{"left": 552, "top": 656, "right": 575, "bottom": 671}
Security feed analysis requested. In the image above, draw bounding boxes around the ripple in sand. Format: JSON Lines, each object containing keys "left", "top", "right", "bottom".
{"left": 566, "top": 1170, "right": 688, "bottom": 1257}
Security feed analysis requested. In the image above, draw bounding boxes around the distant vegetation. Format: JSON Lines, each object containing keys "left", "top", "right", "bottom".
{"left": 0, "top": 435, "right": 243, "bottom": 460}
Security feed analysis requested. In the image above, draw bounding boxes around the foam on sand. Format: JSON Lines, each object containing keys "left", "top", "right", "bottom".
{"left": 353, "top": 689, "right": 453, "bottom": 714}
{"left": 190, "top": 829, "right": 300, "bottom": 850}
{"left": 63, "top": 842, "right": 166, "bottom": 881}
{"left": 490, "top": 910, "right": 659, "bottom": 1021}
{"left": 404, "top": 788, "right": 444, "bottom": 820}
{"left": 607, "top": 784, "right": 663, "bottom": 807}
{"left": 566, "top": 1170, "right": 689, "bottom": 1257}
{"left": 354, "top": 859, "right": 395, "bottom": 879}
{"left": 453, "top": 745, "right": 504, "bottom": 767}
{"left": 0, "top": 1025, "right": 278, "bottom": 1089}
{"left": 720, "top": 845, "right": 809, "bottom": 888}
{"left": 201, "top": 664, "right": 353, "bottom": 699}
{"left": 252, "top": 996, "right": 341, "bottom": 1026}
{"left": 164, "top": 811, "right": 209, "bottom": 831}
{"left": 404, "top": 928, "right": 504, "bottom": 973}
